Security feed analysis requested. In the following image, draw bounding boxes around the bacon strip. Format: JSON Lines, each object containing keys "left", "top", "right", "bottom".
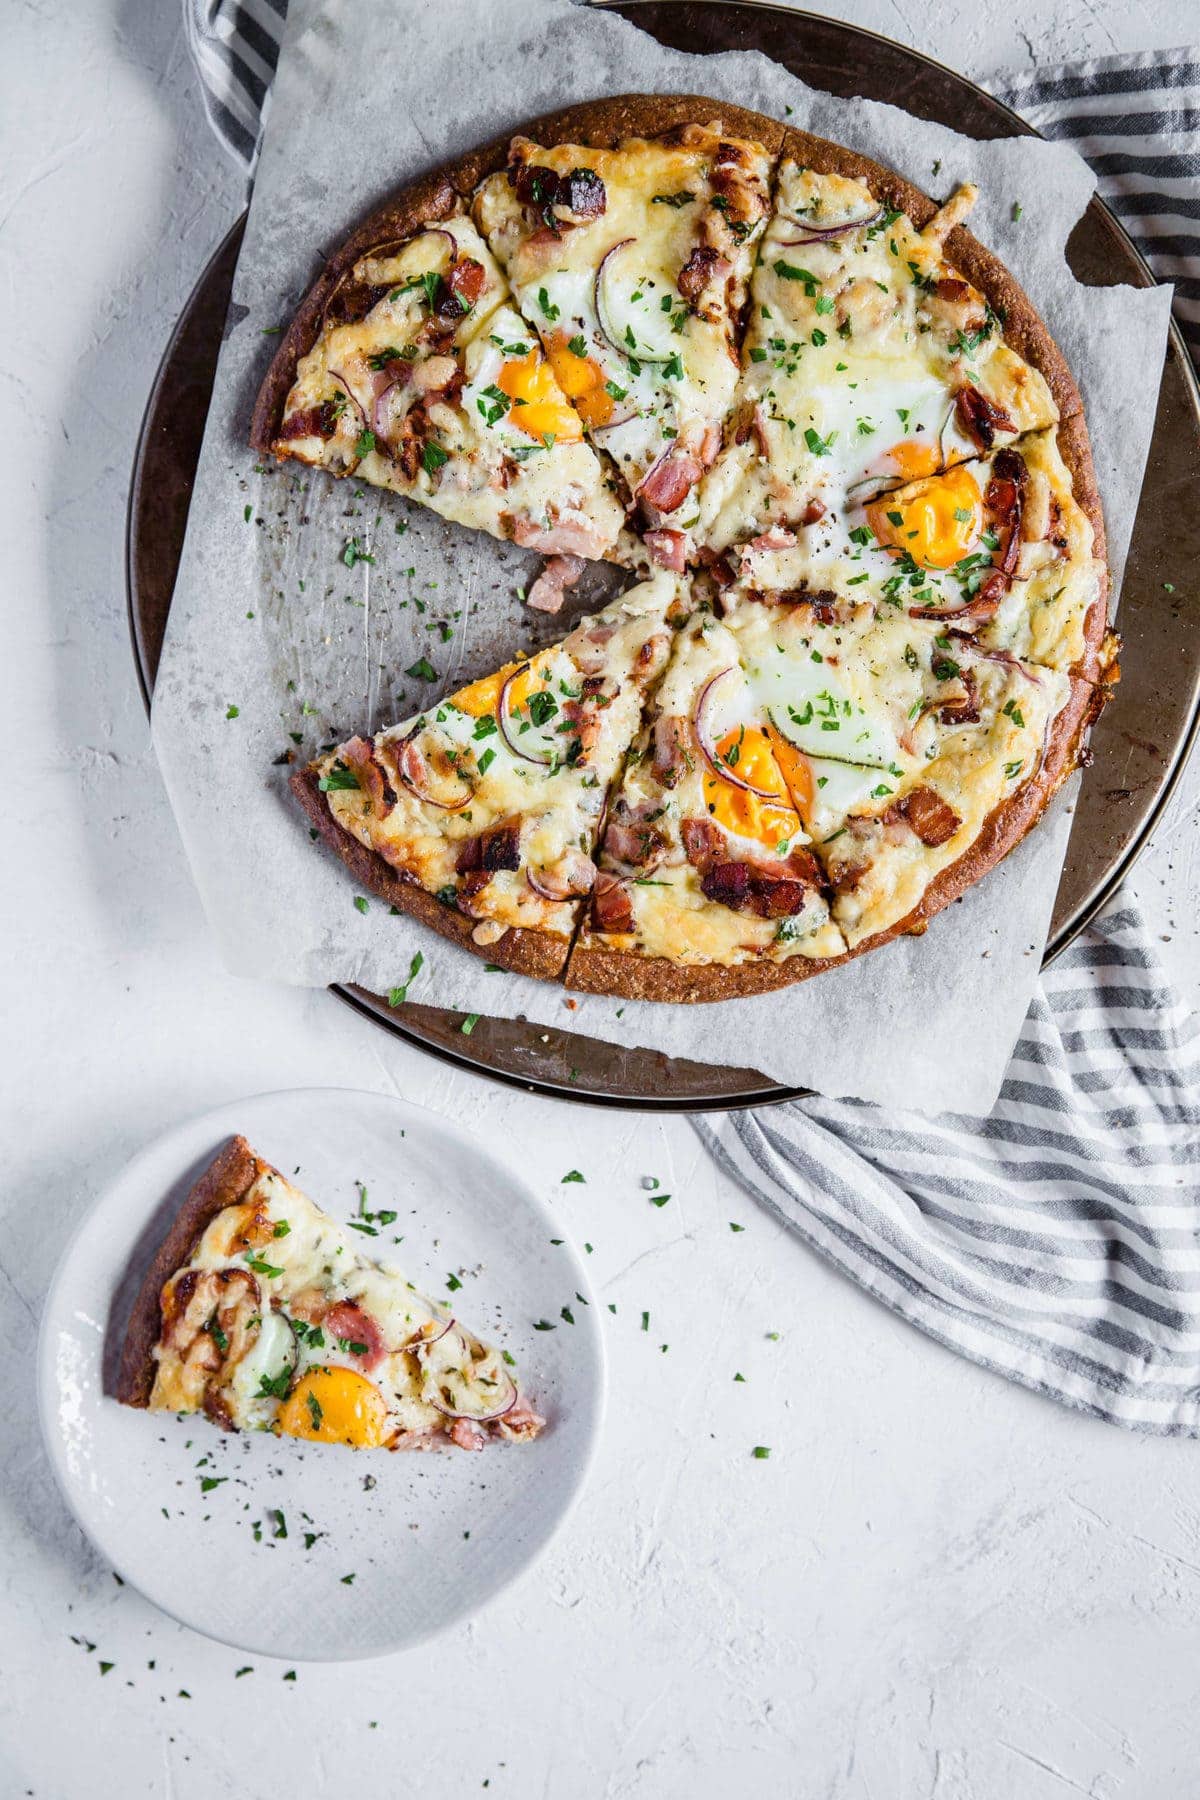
{"left": 955, "top": 383, "right": 1016, "bottom": 452}
{"left": 639, "top": 449, "right": 703, "bottom": 515}
{"left": 893, "top": 786, "right": 961, "bottom": 847}
{"left": 278, "top": 400, "right": 338, "bottom": 441}
{"left": 678, "top": 245, "right": 730, "bottom": 302}
{"left": 592, "top": 871, "right": 635, "bottom": 934}
{"left": 436, "top": 257, "right": 486, "bottom": 319}
{"left": 513, "top": 162, "right": 606, "bottom": 224}
{"left": 526, "top": 553, "right": 585, "bottom": 613}
{"left": 653, "top": 715, "right": 692, "bottom": 788}
{"left": 341, "top": 735, "right": 399, "bottom": 817}
{"left": 322, "top": 1302, "right": 385, "bottom": 1371}
{"left": 643, "top": 528, "right": 689, "bottom": 572}
{"left": 456, "top": 817, "right": 523, "bottom": 875}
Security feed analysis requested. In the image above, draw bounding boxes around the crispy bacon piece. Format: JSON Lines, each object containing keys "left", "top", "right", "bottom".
{"left": 955, "top": 383, "right": 1016, "bottom": 452}
{"left": 639, "top": 449, "right": 704, "bottom": 516}
{"left": 680, "top": 816, "right": 725, "bottom": 870}
{"left": 506, "top": 513, "right": 609, "bottom": 558}
{"left": 678, "top": 245, "right": 730, "bottom": 303}
{"left": 985, "top": 447, "right": 1027, "bottom": 580}
{"left": 699, "top": 862, "right": 810, "bottom": 920}
{"left": 341, "top": 735, "right": 398, "bottom": 817}
{"left": 456, "top": 817, "right": 523, "bottom": 875}
{"left": 513, "top": 162, "right": 606, "bottom": 225}
{"left": 603, "top": 804, "right": 669, "bottom": 875}
{"left": 323, "top": 1302, "right": 385, "bottom": 1371}
{"left": 644, "top": 528, "right": 689, "bottom": 572}
{"left": 749, "top": 525, "right": 797, "bottom": 553}
{"left": 653, "top": 715, "right": 693, "bottom": 788}
{"left": 526, "top": 553, "right": 585, "bottom": 613}
{"left": 694, "top": 546, "right": 736, "bottom": 589}
{"left": 278, "top": 400, "right": 339, "bottom": 441}
{"left": 561, "top": 674, "right": 610, "bottom": 759}
{"left": 780, "top": 587, "right": 840, "bottom": 623}
{"left": 436, "top": 256, "right": 486, "bottom": 319}
{"left": 592, "top": 870, "right": 635, "bottom": 934}
{"left": 893, "top": 786, "right": 961, "bottom": 847}
{"left": 937, "top": 667, "right": 981, "bottom": 726}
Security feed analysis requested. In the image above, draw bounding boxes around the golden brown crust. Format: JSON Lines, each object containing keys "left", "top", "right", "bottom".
{"left": 291, "top": 767, "right": 572, "bottom": 981}
{"left": 264, "top": 98, "right": 1111, "bottom": 1002}
{"left": 564, "top": 939, "right": 845, "bottom": 1001}
{"left": 117, "top": 1136, "right": 268, "bottom": 1409}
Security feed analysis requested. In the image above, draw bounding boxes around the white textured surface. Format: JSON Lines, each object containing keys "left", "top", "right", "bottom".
{"left": 3, "top": 2, "right": 1200, "bottom": 1795}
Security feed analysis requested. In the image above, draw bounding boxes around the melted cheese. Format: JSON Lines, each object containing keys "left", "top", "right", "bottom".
{"left": 587, "top": 612, "right": 845, "bottom": 965}
{"left": 694, "top": 162, "right": 1059, "bottom": 555}
{"left": 737, "top": 427, "right": 1101, "bottom": 676}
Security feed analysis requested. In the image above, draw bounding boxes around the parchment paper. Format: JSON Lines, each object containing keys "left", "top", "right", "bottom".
{"left": 151, "top": 0, "right": 1173, "bottom": 1112}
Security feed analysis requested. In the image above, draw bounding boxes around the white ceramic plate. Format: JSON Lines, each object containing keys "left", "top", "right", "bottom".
{"left": 37, "top": 1087, "right": 605, "bottom": 1661}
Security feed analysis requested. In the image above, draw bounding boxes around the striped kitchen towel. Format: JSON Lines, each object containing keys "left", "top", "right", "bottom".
{"left": 695, "top": 902, "right": 1200, "bottom": 1435}
{"left": 995, "top": 48, "right": 1200, "bottom": 367}
{"left": 182, "top": 6, "right": 1200, "bottom": 1428}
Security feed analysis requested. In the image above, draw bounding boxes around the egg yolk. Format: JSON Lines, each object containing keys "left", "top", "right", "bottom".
{"left": 450, "top": 654, "right": 550, "bottom": 720}
{"left": 703, "top": 726, "right": 807, "bottom": 847}
{"left": 277, "top": 1366, "right": 391, "bottom": 1449}
{"left": 888, "top": 439, "right": 941, "bottom": 481}
{"left": 866, "top": 463, "right": 983, "bottom": 570}
{"left": 545, "top": 334, "right": 615, "bottom": 430}
{"left": 497, "top": 349, "right": 584, "bottom": 442}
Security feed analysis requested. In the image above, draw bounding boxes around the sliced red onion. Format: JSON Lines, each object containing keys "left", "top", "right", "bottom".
{"left": 498, "top": 666, "right": 554, "bottom": 765}
{"left": 428, "top": 1379, "right": 518, "bottom": 1425}
{"left": 327, "top": 367, "right": 369, "bottom": 433}
{"left": 693, "top": 668, "right": 780, "bottom": 800}
{"left": 775, "top": 204, "right": 883, "bottom": 244}
{"left": 411, "top": 1315, "right": 457, "bottom": 1352}
{"left": 950, "top": 635, "right": 1044, "bottom": 683}
{"left": 393, "top": 730, "right": 474, "bottom": 812}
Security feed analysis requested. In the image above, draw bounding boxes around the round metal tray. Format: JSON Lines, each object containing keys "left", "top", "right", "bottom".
{"left": 128, "top": 0, "right": 1200, "bottom": 1110}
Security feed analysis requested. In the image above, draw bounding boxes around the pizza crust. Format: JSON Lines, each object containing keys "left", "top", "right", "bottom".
{"left": 117, "top": 1136, "right": 268, "bottom": 1408}
{"left": 291, "top": 766, "right": 573, "bottom": 981}
{"left": 254, "top": 96, "right": 1112, "bottom": 1004}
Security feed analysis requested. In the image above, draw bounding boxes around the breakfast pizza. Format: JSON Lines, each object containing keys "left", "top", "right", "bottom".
{"left": 252, "top": 95, "right": 1115, "bottom": 1004}
{"left": 118, "top": 1136, "right": 543, "bottom": 1451}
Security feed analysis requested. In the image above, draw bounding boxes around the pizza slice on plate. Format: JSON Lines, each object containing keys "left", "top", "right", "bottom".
{"left": 566, "top": 606, "right": 846, "bottom": 1000}
{"left": 474, "top": 124, "right": 772, "bottom": 544}
{"left": 265, "top": 215, "right": 624, "bottom": 560}
{"left": 118, "top": 1136, "right": 542, "bottom": 1451}
{"left": 723, "top": 586, "right": 1096, "bottom": 951}
{"left": 694, "top": 159, "right": 1061, "bottom": 562}
{"left": 294, "top": 573, "right": 682, "bottom": 979}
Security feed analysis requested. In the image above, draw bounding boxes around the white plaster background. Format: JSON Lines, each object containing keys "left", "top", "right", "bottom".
{"left": 4, "top": 2, "right": 1200, "bottom": 1795}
